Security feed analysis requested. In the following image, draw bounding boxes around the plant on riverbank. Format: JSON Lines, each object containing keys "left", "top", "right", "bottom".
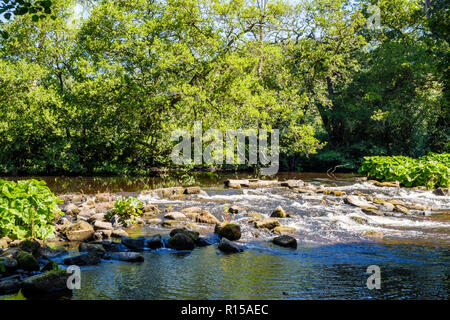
{"left": 0, "top": 179, "right": 63, "bottom": 240}
{"left": 105, "top": 197, "right": 144, "bottom": 223}
{"left": 358, "top": 153, "right": 450, "bottom": 189}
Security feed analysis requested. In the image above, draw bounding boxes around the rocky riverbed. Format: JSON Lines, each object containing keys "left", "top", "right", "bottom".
{"left": 1, "top": 176, "right": 449, "bottom": 299}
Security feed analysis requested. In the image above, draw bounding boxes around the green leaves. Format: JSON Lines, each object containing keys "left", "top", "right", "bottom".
{"left": 0, "top": 179, "right": 63, "bottom": 240}
{"left": 358, "top": 153, "right": 450, "bottom": 189}
{"left": 105, "top": 197, "right": 144, "bottom": 223}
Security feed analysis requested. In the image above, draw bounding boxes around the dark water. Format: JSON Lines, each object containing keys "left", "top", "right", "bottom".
{"left": 69, "top": 242, "right": 449, "bottom": 300}
{"left": 2, "top": 173, "right": 449, "bottom": 300}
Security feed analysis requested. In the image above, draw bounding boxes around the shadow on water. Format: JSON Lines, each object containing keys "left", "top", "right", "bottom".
{"left": 70, "top": 241, "right": 449, "bottom": 300}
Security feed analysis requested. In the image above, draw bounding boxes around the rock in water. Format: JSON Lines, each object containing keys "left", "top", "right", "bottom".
{"left": 344, "top": 196, "right": 377, "bottom": 210}
{"left": 218, "top": 238, "right": 243, "bottom": 253}
{"left": 64, "top": 221, "right": 95, "bottom": 241}
{"left": 15, "top": 250, "right": 40, "bottom": 271}
{"left": 22, "top": 270, "right": 70, "bottom": 294}
{"left": 167, "top": 233, "right": 195, "bottom": 251}
{"left": 271, "top": 206, "right": 287, "bottom": 218}
{"left": 164, "top": 211, "right": 187, "bottom": 220}
{"left": 170, "top": 229, "right": 199, "bottom": 241}
{"left": 63, "top": 252, "right": 101, "bottom": 266}
{"left": 184, "top": 186, "right": 201, "bottom": 194}
{"left": 79, "top": 243, "right": 106, "bottom": 256}
{"left": 106, "top": 252, "right": 144, "bottom": 262}
{"left": 147, "top": 234, "right": 163, "bottom": 249}
{"left": 254, "top": 218, "right": 280, "bottom": 230}
{"left": 121, "top": 237, "right": 146, "bottom": 251}
{"left": 214, "top": 223, "right": 241, "bottom": 241}
{"left": 0, "top": 278, "right": 22, "bottom": 295}
{"left": 0, "top": 256, "right": 18, "bottom": 272}
{"left": 272, "top": 236, "right": 297, "bottom": 249}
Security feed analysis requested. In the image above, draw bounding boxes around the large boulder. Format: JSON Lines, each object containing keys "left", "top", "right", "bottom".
{"left": 0, "top": 278, "right": 22, "bottom": 295}
{"left": 64, "top": 221, "right": 95, "bottom": 241}
{"left": 147, "top": 235, "right": 163, "bottom": 249}
{"left": 192, "top": 210, "right": 220, "bottom": 225}
{"left": 254, "top": 218, "right": 280, "bottom": 230}
{"left": 15, "top": 250, "right": 40, "bottom": 271}
{"left": 273, "top": 226, "right": 296, "bottom": 235}
{"left": 214, "top": 223, "right": 241, "bottom": 241}
{"left": 270, "top": 206, "right": 287, "bottom": 218}
{"left": 106, "top": 252, "right": 144, "bottom": 262}
{"left": 272, "top": 236, "right": 297, "bottom": 249}
{"left": 167, "top": 233, "right": 195, "bottom": 251}
{"left": 218, "top": 238, "right": 243, "bottom": 254}
{"left": 184, "top": 186, "right": 201, "bottom": 194}
{"left": 93, "top": 221, "right": 113, "bottom": 231}
{"left": 63, "top": 203, "right": 80, "bottom": 215}
{"left": 121, "top": 237, "right": 146, "bottom": 251}
{"left": 22, "top": 270, "right": 70, "bottom": 294}
{"left": 170, "top": 229, "right": 199, "bottom": 241}
{"left": 63, "top": 252, "right": 101, "bottom": 266}
{"left": 18, "top": 239, "right": 42, "bottom": 257}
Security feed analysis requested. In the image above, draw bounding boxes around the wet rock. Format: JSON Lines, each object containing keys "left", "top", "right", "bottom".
{"left": 228, "top": 205, "right": 240, "bottom": 214}
{"left": 0, "top": 237, "right": 11, "bottom": 249}
{"left": 214, "top": 222, "right": 241, "bottom": 241}
{"left": 161, "top": 220, "right": 184, "bottom": 228}
{"left": 361, "top": 208, "right": 383, "bottom": 216}
{"left": 95, "top": 193, "right": 116, "bottom": 203}
{"left": 22, "top": 270, "right": 70, "bottom": 294}
{"left": 63, "top": 252, "right": 101, "bottom": 266}
{"left": 344, "top": 196, "right": 377, "bottom": 210}
{"left": 94, "top": 221, "right": 113, "bottom": 231}
{"left": 195, "top": 237, "right": 212, "bottom": 247}
{"left": 386, "top": 199, "right": 406, "bottom": 206}
{"left": 0, "top": 278, "right": 21, "bottom": 295}
{"left": 111, "top": 229, "right": 128, "bottom": 238}
{"left": 273, "top": 226, "right": 296, "bottom": 235}
{"left": 182, "top": 207, "right": 202, "bottom": 214}
{"left": 372, "top": 181, "right": 400, "bottom": 188}
{"left": 79, "top": 243, "right": 106, "bottom": 256}
{"left": 184, "top": 186, "right": 201, "bottom": 194}
{"left": 41, "top": 260, "right": 58, "bottom": 272}
{"left": 143, "top": 204, "right": 159, "bottom": 215}
{"left": 170, "top": 229, "right": 199, "bottom": 241}
{"left": 394, "top": 205, "right": 411, "bottom": 215}
{"left": 167, "top": 234, "right": 195, "bottom": 251}
{"left": 246, "top": 211, "right": 264, "bottom": 220}
{"left": 224, "top": 179, "right": 247, "bottom": 188}
{"left": 106, "top": 252, "right": 144, "bottom": 262}
{"left": 218, "top": 238, "right": 243, "bottom": 253}
{"left": 280, "top": 180, "right": 304, "bottom": 189}
{"left": 363, "top": 231, "right": 384, "bottom": 238}
{"left": 145, "top": 218, "right": 162, "bottom": 225}
{"left": 16, "top": 239, "right": 41, "bottom": 258}
{"left": 64, "top": 221, "right": 95, "bottom": 241}
{"left": 164, "top": 211, "right": 187, "bottom": 220}
{"left": 39, "top": 246, "right": 66, "bottom": 259}
{"left": 147, "top": 235, "right": 163, "bottom": 249}
{"left": 323, "top": 190, "right": 346, "bottom": 196}
{"left": 189, "top": 209, "right": 220, "bottom": 225}
{"left": 15, "top": 250, "right": 39, "bottom": 271}
{"left": 350, "top": 216, "right": 368, "bottom": 224}
{"left": 382, "top": 202, "right": 395, "bottom": 211}
{"left": 63, "top": 203, "right": 80, "bottom": 215}
{"left": 272, "top": 235, "right": 297, "bottom": 249}
{"left": 254, "top": 218, "right": 280, "bottom": 230}
{"left": 433, "top": 188, "right": 449, "bottom": 196}
{"left": 271, "top": 206, "right": 287, "bottom": 218}
{"left": 121, "top": 237, "right": 146, "bottom": 251}
{"left": 0, "top": 257, "right": 18, "bottom": 272}
{"left": 79, "top": 209, "right": 96, "bottom": 217}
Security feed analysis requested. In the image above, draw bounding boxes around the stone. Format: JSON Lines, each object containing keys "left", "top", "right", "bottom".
{"left": 344, "top": 196, "right": 377, "bottom": 210}
{"left": 228, "top": 205, "right": 240, "bottom": 214}
{"left": 363, "top": 231, "right": 384, "bottom": 238}
{"left": 182, "top": 207, "right": 202, "bottom": 214}
{"left": 22, "top": 270, "right": 70, "bottom": 294}
{"left": 273, "top": 226, "right": 296, "bottom": 235}
{"left": 164, "top": 211, "right": 187, "bottom": 220}
{"left": 89, "top": 213, "right": 106, "bottom": 222}
{"left": 147, "top": 234, "right": 163, "bottom": 249}
{"left": 184, "top": 186, "right": 201, "bottom": 194}
{"left": 63, "top": 203, "right": 80, "bottom": 215}
{"left": 218, "top": 238, "right": 243, "bottom": 253}
{"left": 323, "top": 190, "right": 346, "bottom": 196}
{"left": 79, "top": 243, "right": 106, "bottom": 256}
{"left": 394, "top": 205, "right": 411, "bottom": 215}
{"left": 350, "top": 216, "right": 368, "bottom": 224}
{"left": 433, "top": 188, "right": 449, "bottom": 196}
{"left": 170, "top": 229, "right": 199, "bottom": 241}
{"left": 373, "top": 181, "right": 400, "bottom": 188}
{"left": 98, "top": 229, "right": 112, "bottom": 238}
{"left": 195, "top": 237, "right": 212, "bottom": 247}
{"left": 95, "top": 193, "right": 115, "bottom": 203}
{"left": 15, "top": 250, "right": 39, "bottom": 271}
{"left": 214, "top": 222, "right": 241, "bottom": 241}
{"left": 361, "top": 208, "right": 383, "bottom": 216}
{"left": 121, "top": 237, "right": 146, "bottom": 251}
{"left": 153, "top": 187, "right": 185, "bottom": 198}
{"left": 383, "top": 202, "right": 395, "bottom": 211}
{"left": 143, "top": 204, "right": 159, "bottom": 215}
{"left": 41, "top": 260, "right": 58, "bottom": 272}
{"left": 65, "top": 221, "right": 95, "bottom": 241}
{"left": 94, "top": 220, "right": 113, "bottom": 231}
{"left": 271, "top": 206, "right": 287, "bottom": 218}
{"left": 18, "top": 239, "right": 41, "bottom": 257}
{"left": 272, "top": 235, "right": 297, "bottom": 249}
{"left": 161, "top": 220, "right": 184, "bottom": 228}
{"left": 145, "top": 218, "right": 162, "bottom": 224}
{"left": 63, "top": 252, "right": 101, "bottom": 266}
{"left": 254, "top": 218, "right": 280, "bottom": 230}
{"left": 167, "top": 233, "right": 195, "bottom": 251}
{"left": 111, "top": 229, "right": 128, "bottom": 238}
{"left": 0, "top": 278, "right": 21, "bottom": 295}
{"left": 0, "top": 256, "right": 18, "bottom": 272}
{"left": 224, "top": 179, "right": 248, "bottom": 188}
{"left": 193, "top": 210, "right": 220, "bottom": 225}
{"left": 106, "top": 252, "right": 144, "bottom": 262}
{"left": 0, "top": 237, "right": 11, "bottom": 249}
{"left": 280, "top": 180, "right": 304, "bottom": 188}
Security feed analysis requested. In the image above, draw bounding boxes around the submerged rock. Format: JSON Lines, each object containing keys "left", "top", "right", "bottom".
{"left": 218, "top": 238, "right": 243, "bottom": 253}
{"left": 272, "top": 235, "right": 297, "bottom": 249}
{"left": 63, "top": 252, "right": 101, "bottom": 266}
{"left": 214, "top": 222, "right": 241, "bottom": 241}
{"left": 106, "top": 252, "right": 144, "bottom": 262}
{"left": 167, "top": 233, "right": 195, "bottom": 251}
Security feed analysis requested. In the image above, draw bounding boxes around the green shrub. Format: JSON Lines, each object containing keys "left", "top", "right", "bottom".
{"left": 358, "top": 153, "right": 450, "bottom": 189}
{"left": 105, "top": 197, "right": 144, "bottom": 222}
{"left": 0, "top": 179, "right": 63, "bottom": 240}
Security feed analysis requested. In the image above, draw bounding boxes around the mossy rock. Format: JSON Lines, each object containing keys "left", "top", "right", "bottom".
{"left": 169, "top": 229, "right": 199, "bottom": 241}
{"left": 22, "top": 269, "right": 70, "bottom": 295}
{"left": 15, "top": 250, "right": 39, "bottom": 271}
{"left": 214, "top": 222, "right": 241, "bottom": 241}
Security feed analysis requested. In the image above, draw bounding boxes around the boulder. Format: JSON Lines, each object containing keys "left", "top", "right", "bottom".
{"left": 0, "top": 278, "right": 21, "bottom": 295}
{"left": 280, "top": 180, "right": 304, "bottom": 188}
{"left": 63, "top": 252, "right": 101, "bottom": 266}
{"left": 192, "top": 210, "right": 220, "bottom": 225}
{"left": 41, "top": 260, "right": 58, "bottom": 272}
{"left": 344, "top": 196, "right": 377, "bottom": 210}
{"left": 0, "top": 236, "right": 11, "bottom": 249}
{"left": 271, "top": 206, "right": 287, "bottom": 218}
{"left": 218, "top": 238, "right": 243, "bottom": 253}
{"left": 143, "top": 204, "right": 159, "bottom": 215}
{"left": 170, "top": 229, "right": 199, "bottom": 241}
{"left": 63, "top": 203, "right": 80, "bottom": 215}
{"left": 89, "top": 213, "right": 105, "bottom": 222}
{"left": 22, "top": 270, "right": 70, "bottom": 294}
{"left": 433, "top": 188, "right": 449, "bottom": 196}
{"left": 111, "top": 229, "right": 128, "bottom": 238}
{"left": 94, "top": 221, "right": 113, "bottom": 231}
{"left": 254, "top": 218, "right": 280, "bottom": 230}
{"left": 79, "top": 243, "right": 106, "bottom": 256}
{"left": 147, "top": 235, "right": 163, "bottom": 249}
{"left": 195, "top": 237, "right": 212, "bottom": 247}
{"left": 0, "top": 256, "right": 18, "bottom": 272}
{"left": 106, "top": 252, "right": 144, "bottom": 262}
{"left": 394, "top": 205, "right": 411, "bottom": 215}
{"left": 167, "top": 233, "right": 195, "bottom": 251}
{"left": 224, "top": 179, "right": 248, "bottom": 188}
{"left": 273, "top": 226, "right": 296, "bottom": 235}
{"left": 64, "top": 221, "right": 95, "bottom": 241}
{"left": 214, "top": 223, "right": 241, "bottom": 241}
{"left": 361, "top": 208, "right": 383, "bottom": 216}
{"left": 121, "top": 237, "right": 146, "bottom": 251}
{"left": 164, "top": 211, "right": 187, "bottom": 220}
{"left": 18, "top": 239, "right": 41, "bottom": 257}
{"left": 184, "top": 186, "right": 201, "bottom": 194}
{"left": 272, "top": 236, "right": 297, "bottom": 249}
{"left": 15, "top": 250, "right": 39, "bottom": 271}
{"left": 153, "top": 187, "right": 185, "bottom": 198}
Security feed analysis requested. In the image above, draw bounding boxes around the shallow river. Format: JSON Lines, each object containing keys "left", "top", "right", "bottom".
{"left": 5, "top": 173, "right": 450, "bottom": 299}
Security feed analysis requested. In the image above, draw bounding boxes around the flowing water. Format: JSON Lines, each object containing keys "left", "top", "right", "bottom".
{"left": 3, "top": 173, "right": 450, "bottom": 299}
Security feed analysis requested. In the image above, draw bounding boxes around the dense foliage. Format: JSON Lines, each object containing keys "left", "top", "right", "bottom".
{"left": 105, "top": 197, "right": 143, "bottom": 222}
{"left": 0, "top": 0, "right": 448, "bottom": 174}
{"left": 0, "top": 179, "right": 62, "bottom": 239}
{"left": 359, "top": 153, "right": 450, "bottom": 189}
